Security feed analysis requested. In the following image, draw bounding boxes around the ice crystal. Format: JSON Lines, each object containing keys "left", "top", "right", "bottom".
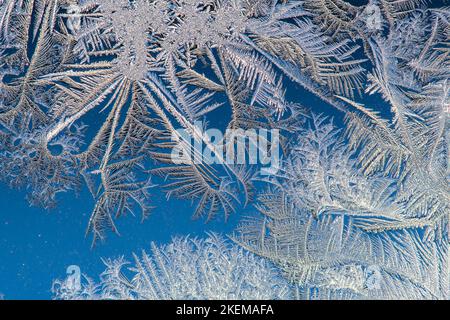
{"left": 233, "top": 115, "right": 448, "bottom": 299}
{"left": 0, "top": 0, "right": 365, "bottom": 243}
{"left": 0, "top": 1, "right": 448, "bottom": 283}
{"left": 0, "top": 0, "right": 446, "bottom": 300}
{"left": 52, "top": 234, "right": 291, "bottom": 300}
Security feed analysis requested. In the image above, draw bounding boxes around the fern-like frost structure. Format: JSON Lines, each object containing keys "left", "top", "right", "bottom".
{"left": 52, "top": 234, "right": 291, "bottom": 300}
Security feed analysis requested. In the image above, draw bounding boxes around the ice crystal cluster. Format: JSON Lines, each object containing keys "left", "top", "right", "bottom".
{"left": 233, "top": 115, "right": 448, "bottom": 299}
{"left": 0, "top": 0, "right": 448, "bottom": 300}
{"left": 52, "top": 234, "right": 291, "bottom": 300}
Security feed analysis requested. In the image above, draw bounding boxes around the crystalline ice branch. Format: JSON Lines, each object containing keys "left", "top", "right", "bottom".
{"left": 232, "top": 115, "right": 448, "bottom": 299}
{"left": 52, "top": 234, "right": 292, "bottom": 299}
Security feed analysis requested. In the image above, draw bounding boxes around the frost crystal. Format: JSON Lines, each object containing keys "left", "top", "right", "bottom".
{"left": 1, "top": 0, "right": 365, "bottom": 243}
{"left": 0, "top": 0, "right": 448, "bottom": 300}
{"left": 0, "top": 1, "right": 449, "bottom": 301}
{"left": 52, "top": 234, "right": 291, "bottom": 300}
{"left": 233, "top": 115, "right": 448, "bottom": 300}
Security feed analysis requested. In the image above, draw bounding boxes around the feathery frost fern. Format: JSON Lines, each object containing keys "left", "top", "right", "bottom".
{"left": 52, "top": 234, "right": 291, "bottom": 300}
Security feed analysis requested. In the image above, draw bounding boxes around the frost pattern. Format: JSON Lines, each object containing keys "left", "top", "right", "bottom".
{"left": 52, "top": 234, "right": 291, "bottom": 300}
{"left": 1, "top": 0, "right": 449, "bottom": 300}
{"left": 0, "top": 0, "right": 365, "bottom": 243}
{"left": 227, "top": 1, "right": 449, "bottom": 300}
{"left": 233, "top": 115, "right": 448, "bottom": 300}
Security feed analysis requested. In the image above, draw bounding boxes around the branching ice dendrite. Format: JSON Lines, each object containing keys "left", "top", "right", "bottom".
{"left": 52, "top": 234, "right": 292, "bottom": 300}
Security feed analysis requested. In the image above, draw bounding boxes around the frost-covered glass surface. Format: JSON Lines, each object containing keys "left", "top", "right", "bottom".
{"left": 0, "top": 0, "right": 448, "bottom": 299}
